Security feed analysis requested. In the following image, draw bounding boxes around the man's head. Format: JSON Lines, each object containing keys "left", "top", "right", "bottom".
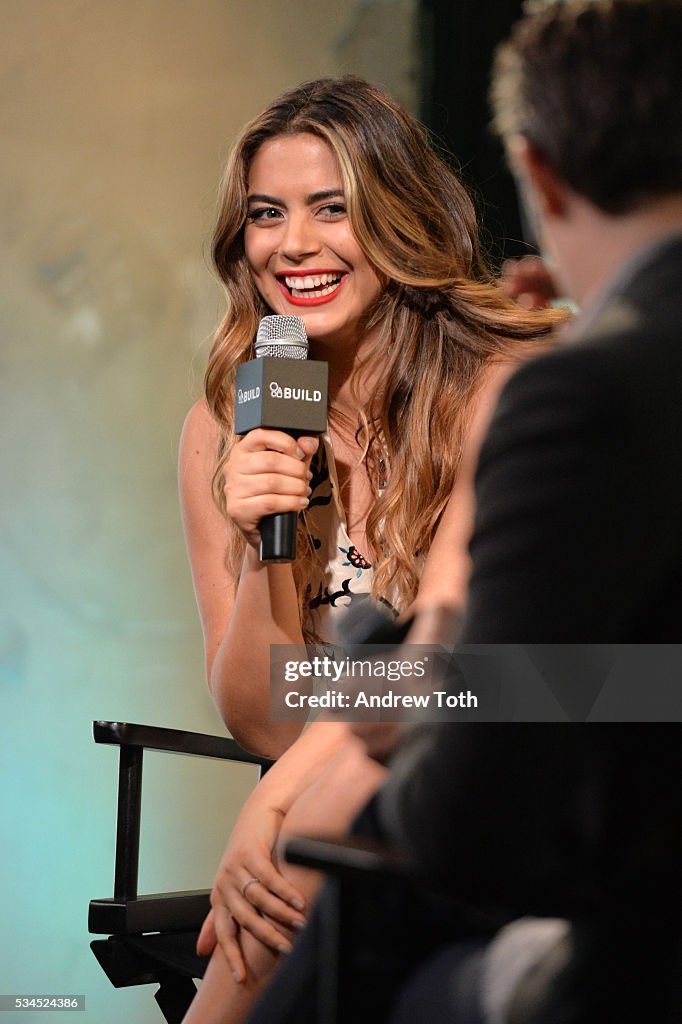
{"left": 491, "top": 0, "right": 682, "bottom": 302}
{"left": 491, "top": 0, "right": 682, "bottom": 216}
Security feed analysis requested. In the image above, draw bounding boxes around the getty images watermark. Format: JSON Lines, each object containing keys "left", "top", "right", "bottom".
{"left": 270, "top": 644, "right": 682, "bottom": 723}
{"left": 281, "top": 649, "right": 477, "bottom": 713}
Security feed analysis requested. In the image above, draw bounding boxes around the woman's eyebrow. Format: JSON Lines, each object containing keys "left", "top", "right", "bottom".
{"left": 305, "top": 189, "right": 345, "bottom": 204}
{"left": 247, "top": 193, "right": 283, "bottom": 205}
{"left": 246, "top": 188, "right": 345, "bottom": 206}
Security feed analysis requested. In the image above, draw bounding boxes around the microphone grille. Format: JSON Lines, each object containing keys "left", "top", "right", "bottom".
{"left": 255, "top": 315, "right": 308, "bottom": 359}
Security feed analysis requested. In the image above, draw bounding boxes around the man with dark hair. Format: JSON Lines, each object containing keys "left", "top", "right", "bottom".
{"left": 379, "top": 2, "right": 682, "bottom": 1019}
{"left": 492, "top": 0, "right": 682, "bottom": 217}
{"left": 465, "top": 0, "right": 682, "bottom": 640}
{"left": 247, "top": 2, "right": 682, "bottom": 1021}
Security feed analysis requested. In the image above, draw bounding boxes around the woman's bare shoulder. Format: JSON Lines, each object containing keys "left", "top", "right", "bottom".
{"left": 180, "top": 398, "right": 221, "bottom": 454}
{"left": 179, "top": 399, "right": 223, "bottom": 484}
{"left": 471, "top": 338, "right": 551, "bottom": 424}
{"left": 178, "top": 400, "right": 225, "bottom": 533}
{"left": 464, "top": 356, "right": 521, "bottom": 450}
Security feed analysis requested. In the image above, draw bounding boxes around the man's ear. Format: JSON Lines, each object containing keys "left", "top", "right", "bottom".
{"left": 507, "top": 135, "right": 567, "bottom": 218}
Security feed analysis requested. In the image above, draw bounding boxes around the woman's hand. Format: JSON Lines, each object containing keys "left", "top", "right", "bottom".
{"left": 197, "top": 805, "right": 307, "bottom": 982}
{"left": 223, "top": 429, "right": 318, "bottom": 548}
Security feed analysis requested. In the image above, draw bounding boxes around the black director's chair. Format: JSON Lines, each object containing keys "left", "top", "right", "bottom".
{"left": 88, "top": 720, "right": 272, "bottom": 1024}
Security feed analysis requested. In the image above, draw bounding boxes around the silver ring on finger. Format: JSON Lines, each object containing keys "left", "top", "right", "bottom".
{"left": 240, "top": 876, "right": 261, "bottom": 899}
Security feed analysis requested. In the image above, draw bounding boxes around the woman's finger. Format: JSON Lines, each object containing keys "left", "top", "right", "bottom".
{"left": 212, "top": 903, "right": 247, "bottom": 983}
{"left": 196, "top": 908, "right": 217, "bottom": 957}
{"left": 225, "top": 494, "right": 310, "bottom": 525}
{"left": 213, "top": 859, "right": 300, "bottom": 951}
{"left": 228, "top": 892, "right": 294, "bottom": 954}
{"left": 237, "top": 429, "right": 319, "bottom": 458}
{"left": 235, "top": 470, "right": 311, "bottom": 499}
{"left": 248, "top": 860, "right": 307, "bottom": 913}
{"left": 231, "top": 448, "right": 312, "bottom": 480}
{"left": 240, "top": 878, "right": 306, "bottom": 930}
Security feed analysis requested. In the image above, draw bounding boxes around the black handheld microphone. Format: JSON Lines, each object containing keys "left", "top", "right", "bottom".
{"left": 234, "top": 315, "right": 328, "bottom": 563}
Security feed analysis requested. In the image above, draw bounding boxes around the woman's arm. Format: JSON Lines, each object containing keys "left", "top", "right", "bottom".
{"left": 179, "top": 403, "right": 363, "bottom": 975}
{"left": 178, "top": 399, "right": 316, "bottom": 756}
{"left": 414, "top": 357, "right": 523, "bottom": 612}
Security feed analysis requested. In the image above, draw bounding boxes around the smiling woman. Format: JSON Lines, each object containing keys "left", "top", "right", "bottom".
{"left": 177, "top": 76, "right": 565, "bottom": 1024}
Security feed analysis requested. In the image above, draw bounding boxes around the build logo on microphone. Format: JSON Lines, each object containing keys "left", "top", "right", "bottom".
{"left": 235, "top": 355, "right": 328, "bottom": 434}
{"left": 237, "top": 386, "right": 260, "bottom": 405}
{"left": 269, "top": 382, "right": 323, "bottom": 402}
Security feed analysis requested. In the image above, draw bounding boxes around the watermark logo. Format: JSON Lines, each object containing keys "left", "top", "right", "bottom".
{"left": 283, "top": 654, "right": 428, "bottom": 684}
{"left": 270, "top": 645, "right": 485, "bottom": 720}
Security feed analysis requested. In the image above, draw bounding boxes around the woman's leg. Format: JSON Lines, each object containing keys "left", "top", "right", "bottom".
{"left": 183, "top": 732, "right": 388, "bottom": 1024}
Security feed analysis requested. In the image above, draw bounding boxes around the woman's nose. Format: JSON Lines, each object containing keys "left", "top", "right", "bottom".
{"left": 280, "top": 212, "right": 322, "bottom": 263}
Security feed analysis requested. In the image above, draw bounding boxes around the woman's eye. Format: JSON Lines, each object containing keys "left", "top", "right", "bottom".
{"left": 247, "top": 207, "right": 282, "bottom": 223}
{"left": 318, "top": 203, "right": 346, "bottom": 219}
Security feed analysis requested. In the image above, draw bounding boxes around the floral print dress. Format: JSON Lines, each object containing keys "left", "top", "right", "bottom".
{"left": 303, "top": 433, "right": 374, "bottom": 640}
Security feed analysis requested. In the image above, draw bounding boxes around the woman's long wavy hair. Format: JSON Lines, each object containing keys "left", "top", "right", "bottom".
{"left": 206, "top": 76, "right": 563, "bottom": 635}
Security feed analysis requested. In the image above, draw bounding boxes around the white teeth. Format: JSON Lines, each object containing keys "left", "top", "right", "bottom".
{"left": 291, "top": 282, "right": 339, "bottom": 298}
{"left": 283, "top": 273, "right": 343, "bottom": 295}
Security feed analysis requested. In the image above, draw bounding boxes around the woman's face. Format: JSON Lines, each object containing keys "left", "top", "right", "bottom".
{"left": 244, "top": 132, "right": 382, "bottom": 350}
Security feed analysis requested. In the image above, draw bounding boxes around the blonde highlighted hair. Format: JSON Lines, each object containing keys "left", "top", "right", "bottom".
{"left": 205, "top": 76, "right": 564, "bottom": 633}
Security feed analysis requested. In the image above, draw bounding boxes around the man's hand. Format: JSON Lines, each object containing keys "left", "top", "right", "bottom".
{"left": 350, "top": 606, "right": 462, "bottom": 762}
{"left": 350, "top": 721, "right": 406, "bottom": 764}
{"left": 501, "top": 255, "right": 558, "bottom": 309}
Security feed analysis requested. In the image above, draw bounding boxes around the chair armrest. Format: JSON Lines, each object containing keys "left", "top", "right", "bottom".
{"left": 89, "top": 890, "right": 211, "bottom": 935}
{"left": 283, "top": 834, "right": 413, "bottom": 882}
{"left": 282, "top": 836, "right": 415, "bottom": 1024}
{"left": 93, "top": 720, "right": 273, "bottom": 770}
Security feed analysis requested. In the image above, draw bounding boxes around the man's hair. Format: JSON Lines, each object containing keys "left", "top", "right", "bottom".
{"left": 491, "top": 0, "right": 682, "bottom": 214}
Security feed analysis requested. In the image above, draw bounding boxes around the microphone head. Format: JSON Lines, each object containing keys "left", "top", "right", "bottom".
{"left": 255, "top": 315, "right": 308, "bottom": 359}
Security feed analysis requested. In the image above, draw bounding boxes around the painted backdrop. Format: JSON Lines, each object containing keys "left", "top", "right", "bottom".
{"left": 0, "top": 2, "right": 417, "bottom": 1021}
